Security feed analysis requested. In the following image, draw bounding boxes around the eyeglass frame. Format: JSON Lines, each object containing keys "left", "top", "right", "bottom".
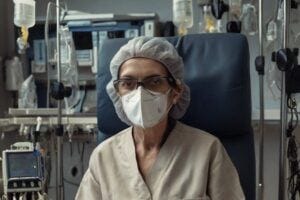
{"left": 113, "top": 75, "right": 177, "bottom": 95}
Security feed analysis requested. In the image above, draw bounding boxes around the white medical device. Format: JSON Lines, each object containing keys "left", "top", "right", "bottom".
{"left": 2, "top": 149, "right": 44, "bottom": 196}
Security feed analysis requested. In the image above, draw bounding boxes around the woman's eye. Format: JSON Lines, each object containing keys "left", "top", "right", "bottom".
{"left": 120, "top": 80, "right": 134, "bottom": 88}
{"left": 150, "top": 78, "right": 162, "bottom": 85}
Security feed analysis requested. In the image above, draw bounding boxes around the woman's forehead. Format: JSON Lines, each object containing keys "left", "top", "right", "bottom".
{"left": 119, "top": 58, "right": 169, "bottom": 77}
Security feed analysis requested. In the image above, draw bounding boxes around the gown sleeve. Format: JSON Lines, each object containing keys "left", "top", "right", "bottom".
{"left": 75, "top": 151, "right": 102, "bottom": 200}
{"left": 207, "top": 139, "right": 246, "bottom": 200}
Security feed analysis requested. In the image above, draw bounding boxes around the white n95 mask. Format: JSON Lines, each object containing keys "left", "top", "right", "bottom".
{"left": 121, "top": 87, "right": 171, "bottom": 128}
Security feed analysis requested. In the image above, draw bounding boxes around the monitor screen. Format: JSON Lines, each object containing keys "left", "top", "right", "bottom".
{"left": 7, "top": 152, "right": 39, "bottom": 178}
{"left": 72, "top": 31, "right": 93, "bottom": 50}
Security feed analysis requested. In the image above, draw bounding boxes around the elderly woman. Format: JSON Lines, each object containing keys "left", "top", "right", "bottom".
{"left": 76, "top": 37, "right": 245, "bottom": 200}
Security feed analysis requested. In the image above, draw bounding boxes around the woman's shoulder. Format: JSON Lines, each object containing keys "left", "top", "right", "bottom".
{"left": 91, "top": 127, "right": 132, "bottom": 156}
{"left": 174, "top": 121, "right": 223, "bottom": 149}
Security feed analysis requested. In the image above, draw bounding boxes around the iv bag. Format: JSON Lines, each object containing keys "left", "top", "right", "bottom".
{"left": 173, "top": 0, "right": 194, "bottom": 35}
{"left": 229, "top": 0, "right": 242, "bottom": 20}
{"left": 18, "top": 75, "right": 37, "bottom": 108}
{"left": 200, "top": 5, "right": 217, "bottom": 33}
{"left": 295, "top": 32, "right": 300, "bottom": 47}
{"left": 277, "top": 1, "right": 284, "bottom": 22}
{"left": 5, "top": 56, "right": 24, "bottom": 91}
{"left": 60, "top": 26, "right": 81, "bottom": 113}
{"left": 266, "top": 20, "right": 278, "bottom": 42}
{"left": 266, "top": 62, "right": 282, "bottom": 100}
{"left": 197, "top": 0, "right": 210, "bottom": 6}
{"left": 13, "top": 0, "right": 36, "bottom": 28}
{"left": 241, "top": 3, "right": 257, "bottom": 36}
{"left": 14, "top": 0, "right": 35, "bottom": 54}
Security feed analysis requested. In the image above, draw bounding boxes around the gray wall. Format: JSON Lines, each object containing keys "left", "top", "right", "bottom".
{"left": 0, "top": 0, "right": 14, "bottom": 116}
{"left": 0, "top": 0, "right": 7, "bottom": 57}
{"left": 0, "top": 0, "right": 15, "bottom": 194}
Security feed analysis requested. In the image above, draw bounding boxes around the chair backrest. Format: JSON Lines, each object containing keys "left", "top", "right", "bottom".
{"left": 97, "top": 33, "right": 255, "bottom": 200}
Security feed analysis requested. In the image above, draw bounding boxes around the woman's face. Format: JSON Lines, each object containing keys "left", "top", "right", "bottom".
{"left": 118, "top": 57, "right": 182, "bottom": 105}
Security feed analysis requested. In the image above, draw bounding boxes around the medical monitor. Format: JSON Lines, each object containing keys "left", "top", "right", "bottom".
{"left": 6, "top": 151, "right": 40, "bottom": 179}
{"left": 2, "top": 150, "right": 44, "bottom": 193}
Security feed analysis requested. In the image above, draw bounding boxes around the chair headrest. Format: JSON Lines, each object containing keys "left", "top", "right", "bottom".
{"left": 97, "top": 34, "right": 251, "bottom": 138}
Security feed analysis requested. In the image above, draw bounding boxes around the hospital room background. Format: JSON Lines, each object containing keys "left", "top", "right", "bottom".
{"left": 0, "top": 0, "right": 300, "bottom": 199}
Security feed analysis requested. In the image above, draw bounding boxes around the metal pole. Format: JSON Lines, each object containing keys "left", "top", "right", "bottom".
{"left": 257, "top": 77, "right": 264, "bottom": 200}
{"left": 258, "top": 0, "right": 263, "bottom": 57}
{"left": 257, "top": 0, "right": 264, "bottom": 199}
{"left": 278, "top": 0, "right": 290, "bottom": 199}
{"left": 56, "top": 0, "right": 64, "bottom": 199}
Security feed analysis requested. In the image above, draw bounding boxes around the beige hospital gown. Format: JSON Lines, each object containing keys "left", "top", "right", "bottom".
{"left": 75, "top": 121, "right": 245, "bottom": 200}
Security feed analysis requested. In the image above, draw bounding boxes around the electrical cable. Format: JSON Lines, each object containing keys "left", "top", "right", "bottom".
{"left": 45, "top": 2, "right": 51, "bottom": 108}
{"left": 78, "top": 86, "right": 87, "bottom": 112}
{"left": 287, "top": 94, "right": 300, "bottom": 200}
{"left": 80, "top": 142, "right": 85, "bottom": 177}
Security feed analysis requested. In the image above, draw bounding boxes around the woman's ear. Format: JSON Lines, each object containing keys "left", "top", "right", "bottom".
{"left": 172, "top": 84, "right": 183, "bottom": 104}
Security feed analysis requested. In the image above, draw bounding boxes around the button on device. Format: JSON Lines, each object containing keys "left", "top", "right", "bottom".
{"left": 30, "top": 181, "right": 35, "bottom": 187}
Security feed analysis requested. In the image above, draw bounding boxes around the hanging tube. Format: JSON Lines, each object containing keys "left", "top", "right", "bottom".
{"left": 56, "top": 0, "right": 64, "bottom": 199}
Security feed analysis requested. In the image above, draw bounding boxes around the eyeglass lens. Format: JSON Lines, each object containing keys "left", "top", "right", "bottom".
{"left": 115, "top": 76, "right": 171, "bottom": 95}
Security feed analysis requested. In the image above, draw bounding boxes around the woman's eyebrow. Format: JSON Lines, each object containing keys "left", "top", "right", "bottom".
{"left": 143, "top": 74, "right": 169, "bottom": 79}
{"left": 119, "top": 74, "right": 168, "bottom": 79}
{"left": 119, "top": 75, "right": 136, "bottom": 79}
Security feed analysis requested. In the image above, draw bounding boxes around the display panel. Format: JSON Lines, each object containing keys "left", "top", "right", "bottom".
{"left": 7, "top": 152, "right": 39, "bottom": 178}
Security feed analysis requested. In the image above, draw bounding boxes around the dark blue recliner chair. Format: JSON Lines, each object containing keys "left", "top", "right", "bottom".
{"left": 97, "top": 34, "right": 255, "bottom": 200}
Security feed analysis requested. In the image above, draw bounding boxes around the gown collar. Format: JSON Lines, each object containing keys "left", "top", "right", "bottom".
{"left": 122, "top": 120, "right": 181, "bottom": 194}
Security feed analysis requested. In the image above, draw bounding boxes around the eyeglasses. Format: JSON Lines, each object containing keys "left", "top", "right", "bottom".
{"left": 114, "top": 76, "right": 175, "bottom": 95}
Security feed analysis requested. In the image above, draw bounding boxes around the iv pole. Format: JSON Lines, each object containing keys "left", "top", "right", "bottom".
{"left": 255, "top": 0, "right": 265, "bottom": 198}
{"left": 55, "top": 0, "right": 64, "bottom": 199}
{"left": 278, "top": 0, "right": 290, "bottom": 199}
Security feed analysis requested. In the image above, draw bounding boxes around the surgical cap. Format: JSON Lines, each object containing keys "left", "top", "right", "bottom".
{"left": 106, "top": 36, "right": 190, "bottom": 125}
